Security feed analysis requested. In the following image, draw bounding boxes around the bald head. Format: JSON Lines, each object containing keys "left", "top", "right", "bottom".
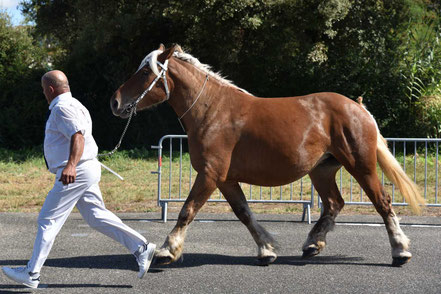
{"left": 41, "top": 70, "right": 70, "bottom": 104}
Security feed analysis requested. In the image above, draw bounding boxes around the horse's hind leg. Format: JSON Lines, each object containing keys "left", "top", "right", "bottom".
{"left": 155, "top": 173, "right": 217, "bottom": 265}
{"left": 350, "top": 171, "right": 412, "bottom": 266}
{"left": 303, "top": 156, "right": 344, "bottom": 258}
{"left": 335, "top": 150, "right": 412, "bottom": 266}
{"left": 218, "top": 182, "right": 278, "bottom": 265}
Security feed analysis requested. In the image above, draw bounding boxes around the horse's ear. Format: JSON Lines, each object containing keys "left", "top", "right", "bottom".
{"left": 174, "top": 44, "right": 184, "bottom": 53}
{"left": 158, "top": 46, "right": 176, "bottom": 62}
{"left": 158, "top": 44, "right": 165, "bottom": 51}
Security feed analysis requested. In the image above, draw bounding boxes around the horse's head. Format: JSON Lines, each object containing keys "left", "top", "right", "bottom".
{"left": 110, "top": 44, "right": 178, "bottom": 118}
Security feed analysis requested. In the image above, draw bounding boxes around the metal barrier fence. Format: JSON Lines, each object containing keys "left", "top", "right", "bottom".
{"left": 151, "top": 135, "right": 441, "bottom": 223}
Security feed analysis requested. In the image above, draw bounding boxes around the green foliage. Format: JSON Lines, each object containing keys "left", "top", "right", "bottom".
{"left": 0, "top": 146, "right": 44, "bottom": 163}
{"left": 399, "top": 2, "right": 441, "bottom": 137}
{"left": 0, "top": 11, "right": 49, "bottom": 148}
{"left": 2, "top": 1, "right": 441, "bottom": 149}
{"left": 0, "top": 11, "right": 46, "bottom": 83}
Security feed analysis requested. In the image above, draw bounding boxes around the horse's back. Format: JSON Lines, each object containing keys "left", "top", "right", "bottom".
{"left": 245, "top": 92, "right": 373, "bottom": 142}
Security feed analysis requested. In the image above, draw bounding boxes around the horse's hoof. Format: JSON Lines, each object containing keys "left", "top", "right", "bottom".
{"left": 392, "top": 256, "right": 411, "bottom": 267}
{"left": 154, "top": 256, "right": 173, "bottom": 265}
{"left": 302, "top": 247, "right": 320, "bottom": 259}
{"left": 257, "top": 255, "right": 277, "bottom": 266}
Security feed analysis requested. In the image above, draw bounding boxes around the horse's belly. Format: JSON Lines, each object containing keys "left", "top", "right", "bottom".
{"left": 235, "top": 167, "right": 308, "bottom": 187}
{"left": 228, "top": 146, "right": 323, "bottom": 187}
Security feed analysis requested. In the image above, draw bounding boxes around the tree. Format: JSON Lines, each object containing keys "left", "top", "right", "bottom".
{"left": 9, "top": 0, "right": 441, "bottom": 150}
{"left": 0, "top": 11, "right": 49, "bottom": 148}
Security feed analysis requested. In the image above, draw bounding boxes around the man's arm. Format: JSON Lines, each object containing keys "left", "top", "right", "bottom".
{"left": 59, "top": 131, "right": 84, "bottom": 185}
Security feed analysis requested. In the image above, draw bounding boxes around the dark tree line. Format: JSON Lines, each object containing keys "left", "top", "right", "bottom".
{"left": 1, "top": 0, "right": 440, "bottom": 149}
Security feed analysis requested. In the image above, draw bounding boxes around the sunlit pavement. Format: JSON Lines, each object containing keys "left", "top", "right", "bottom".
{"left": 0, "top": 212, "right": 440, "bottom": 294}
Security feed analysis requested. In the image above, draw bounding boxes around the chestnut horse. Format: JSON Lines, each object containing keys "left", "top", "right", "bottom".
{"left": 110, "top": 44, "right": 425, "bottom": 267}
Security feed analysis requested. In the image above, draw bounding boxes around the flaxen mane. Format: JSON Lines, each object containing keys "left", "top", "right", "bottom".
{"left": 173, "top": 50, "right": 251, "bottom": 94}
{"left": 139, "top": 46, "right": 250, "bottom": 94}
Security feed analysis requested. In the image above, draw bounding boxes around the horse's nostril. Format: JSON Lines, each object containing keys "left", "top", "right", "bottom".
{"left": 113, "top": 99, "right": 119, "bottom": 110}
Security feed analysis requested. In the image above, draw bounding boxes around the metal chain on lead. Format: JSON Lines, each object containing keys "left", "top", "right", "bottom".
{"left": 97, "top": 106, "right": 135, "bottom": 157}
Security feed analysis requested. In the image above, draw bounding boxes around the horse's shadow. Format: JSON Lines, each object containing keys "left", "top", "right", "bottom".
{"left": 0, "top": 253, "right": 390, "bottom": 273}
{"left": 156, "top": 253, "right": 391, "bottom": 268}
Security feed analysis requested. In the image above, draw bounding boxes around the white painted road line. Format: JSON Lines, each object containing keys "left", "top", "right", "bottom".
{"left": 336, "top": 223, "right": 441, "bottom": 228}
{"left": 71, "top": 233, "right": 89, "bottom": 237}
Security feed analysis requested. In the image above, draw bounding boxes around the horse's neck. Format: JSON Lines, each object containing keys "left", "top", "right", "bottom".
{"left": 167, "top": 60, "right": 236, "bottom": 133}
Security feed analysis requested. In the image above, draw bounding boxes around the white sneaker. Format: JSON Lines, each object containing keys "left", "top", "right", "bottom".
{"left": 135, "top": 243, "right": 156, "bottom": 279}
{"left": 2, "top": 266, "right": 40, "bottom": 289}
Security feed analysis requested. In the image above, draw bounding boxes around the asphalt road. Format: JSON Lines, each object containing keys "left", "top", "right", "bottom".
{"left": 0, "top": 212, "right": 440, "bottom": 294}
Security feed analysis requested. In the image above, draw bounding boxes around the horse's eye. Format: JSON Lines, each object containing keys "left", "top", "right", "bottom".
{"left": 142, "top": 69, "right": 150, "bottom": 76}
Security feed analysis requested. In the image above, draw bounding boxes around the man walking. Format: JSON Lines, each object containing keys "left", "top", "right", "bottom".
{"left": 2, "top": 70, "right": 155, "bottom": 288}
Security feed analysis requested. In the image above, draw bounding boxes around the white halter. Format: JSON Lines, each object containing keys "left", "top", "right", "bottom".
{"left": 137, "top": 49, "right": 162, "bottom": 76}
{"left": 131, "top": 50, "right": 170, "bottom": 110}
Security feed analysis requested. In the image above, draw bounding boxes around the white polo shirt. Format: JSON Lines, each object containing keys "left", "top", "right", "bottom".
{"left": 44, "top": 92, "right": 98, "bottom": 174}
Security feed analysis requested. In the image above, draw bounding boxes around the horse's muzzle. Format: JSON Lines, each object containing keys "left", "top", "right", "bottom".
{"left": 110, "top": 92, "right": 127, "bottom": 118}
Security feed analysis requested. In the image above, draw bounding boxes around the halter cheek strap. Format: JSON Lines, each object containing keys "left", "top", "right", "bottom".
{"left": 128, "top": 59, "right": 170, "bottom": 114}
{"left": 157, "top": 60, "right": 170, "bottom": 100}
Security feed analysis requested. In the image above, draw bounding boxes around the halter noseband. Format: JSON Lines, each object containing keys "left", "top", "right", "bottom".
{"left": 125, "top": 59, "right": 170, "bottom": 115}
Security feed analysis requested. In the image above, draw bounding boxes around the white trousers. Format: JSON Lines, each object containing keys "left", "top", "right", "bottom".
{"left": 27, "top": 159, "right": 147, "bottom": 273}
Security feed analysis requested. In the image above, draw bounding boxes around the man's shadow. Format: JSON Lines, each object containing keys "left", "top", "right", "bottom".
{"left": 0, "top": 283, "right": 133, "bottom": 292}
{"left": 0, "top": 256, "right": 138, "bottom": 291}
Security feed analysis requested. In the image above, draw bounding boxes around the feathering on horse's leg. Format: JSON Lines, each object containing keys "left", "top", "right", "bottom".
{"left": 303, "top": 156, "right": 343, "bottom": 258}
{"left": 155, "top": 174, "right": 217, "bottom": 265}
{"left": 218, "top": 182, "right": 278, "bottom": 266}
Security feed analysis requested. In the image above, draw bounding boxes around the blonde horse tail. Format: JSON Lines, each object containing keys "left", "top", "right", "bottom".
{"left": 356, "top": 96, "right": 425, "bottom": 214}
{"left": 376, "top": 133, "right": 425, "bottom": 214}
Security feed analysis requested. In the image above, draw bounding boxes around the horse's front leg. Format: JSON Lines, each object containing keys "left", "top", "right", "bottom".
{"left": 155, "top": 173, "right": 217, "bottom": 265}
{"left": 218, "top": 182, "right": 278, "bottom": 265}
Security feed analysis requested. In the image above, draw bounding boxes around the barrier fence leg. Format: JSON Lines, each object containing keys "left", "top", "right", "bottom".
{"left": 161, "top": 202, "right": 168, "bottom": 223}
{"left": 301, "top": 205, "right": 305, "bottom": 222}
{"left": 307, "top": 204, "right": 311, "bottom": 224}
{"left": 301, "top": 204, "right": 311, "bottom": 224}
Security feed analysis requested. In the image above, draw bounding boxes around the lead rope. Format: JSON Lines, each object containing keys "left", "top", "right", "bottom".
{"left": 96, "top": 105, "right": 135, "bottom": 180}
